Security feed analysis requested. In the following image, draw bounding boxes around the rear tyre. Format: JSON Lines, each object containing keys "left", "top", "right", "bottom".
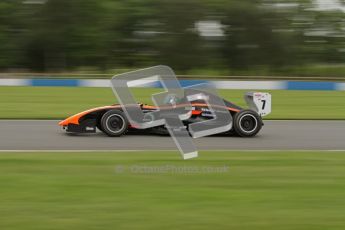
{"left": 233, "top": 110, "right": 262, "bottom": 137}
{"left": 100, "top": 110, "right": 128, "bottom": 137}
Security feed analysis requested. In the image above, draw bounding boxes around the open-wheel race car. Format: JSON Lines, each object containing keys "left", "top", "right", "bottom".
{"left": 59, "top": 90, "right": 271, "bottom": 137}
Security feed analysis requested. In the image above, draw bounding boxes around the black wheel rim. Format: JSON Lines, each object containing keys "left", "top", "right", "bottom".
{"left": 240, "top": 114, "right": 257, "bottom": 133}
{"left": 106, "top": 115, "right": 124, "bottom": 133}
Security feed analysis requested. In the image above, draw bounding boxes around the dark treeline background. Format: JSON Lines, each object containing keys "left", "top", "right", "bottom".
{"left": 0, "top": 0, "right": 344, "bottom": 76}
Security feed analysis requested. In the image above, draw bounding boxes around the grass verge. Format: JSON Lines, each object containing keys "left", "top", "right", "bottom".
{"left": 0, "top": 86, "right": 344, "bottom": 119}
{"left": 0, "top": 151, "right": 344, "bottom": 230}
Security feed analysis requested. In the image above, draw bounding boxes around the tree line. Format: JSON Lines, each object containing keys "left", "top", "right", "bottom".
{"left": 0, "top": 0, "right": 344, "bottom": 75}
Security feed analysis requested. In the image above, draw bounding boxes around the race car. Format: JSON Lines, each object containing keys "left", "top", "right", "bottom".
{"left": 59, "top": 90, "right": 271, "bottom": 137}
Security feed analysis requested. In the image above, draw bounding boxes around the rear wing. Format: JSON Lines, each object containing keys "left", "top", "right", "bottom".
{"left": 244, "top": 92, "right": 271, "bottom": 116}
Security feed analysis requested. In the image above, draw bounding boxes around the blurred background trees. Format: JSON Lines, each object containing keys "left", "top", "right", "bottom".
{"left": 0, "top": 0, "right": 344, "bottom": 76}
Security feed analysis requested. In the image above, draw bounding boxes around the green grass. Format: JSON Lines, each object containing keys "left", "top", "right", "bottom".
{"left": 0, "top": 86, "right": 344, "bottom": 119}
{"left": 0, "top": 151, "right": 344, "bottom": 230}
{"left": 186, "top": 64, "right": 345, "bottom": 78}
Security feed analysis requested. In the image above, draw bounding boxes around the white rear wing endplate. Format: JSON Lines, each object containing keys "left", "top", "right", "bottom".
{"left": 244, "top": 92, "right": 271, "bottom": 116}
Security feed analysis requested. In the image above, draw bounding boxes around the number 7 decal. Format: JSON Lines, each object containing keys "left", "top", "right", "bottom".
{"left": 261, "top": 100, "right": 266, "bottom": 110}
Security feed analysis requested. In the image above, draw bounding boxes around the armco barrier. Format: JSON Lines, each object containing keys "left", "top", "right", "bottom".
{"left": 0, "top": 78, "right": 344, "bottom": 90}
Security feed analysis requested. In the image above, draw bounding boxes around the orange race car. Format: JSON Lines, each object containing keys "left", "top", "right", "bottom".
{"left": 59, "top": 91, "right": 271, "bottom": 137}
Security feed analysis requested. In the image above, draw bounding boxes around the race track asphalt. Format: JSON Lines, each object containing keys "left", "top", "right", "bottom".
{"left": 0, "top": 120, "right": 344, "bottom": 151}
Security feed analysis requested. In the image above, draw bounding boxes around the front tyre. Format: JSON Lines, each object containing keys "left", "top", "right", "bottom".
{"left": 233, "top": 110, "right": 262, "bottom": 137}
{"left": 100, "top": 110, "right": 128, "bottom": 137}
